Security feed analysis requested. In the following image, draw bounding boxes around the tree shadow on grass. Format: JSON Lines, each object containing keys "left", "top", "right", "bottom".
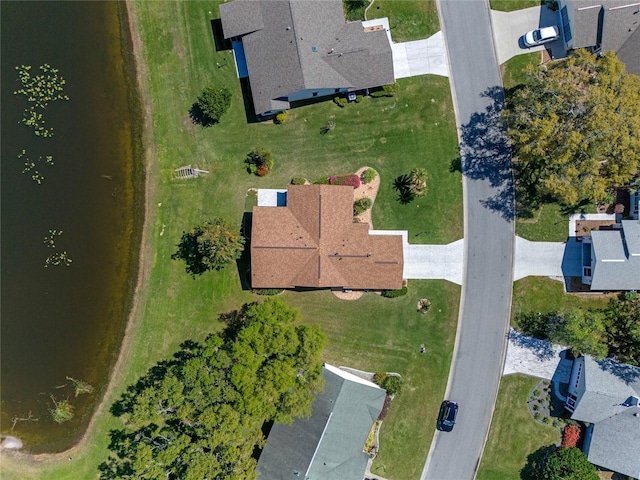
{"left": 393, "top": 174, "right": 415, "bottom": 204}
{"left": 520, "top": 444, "right": 556, "bottom": 480}
{"left": 459, "top": 86, "right": 515, "bottom": 222}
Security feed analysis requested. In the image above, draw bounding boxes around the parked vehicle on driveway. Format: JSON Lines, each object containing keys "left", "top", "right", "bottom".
{"left": 523, "top": 25, "right": 559, "bottom": 47}
{"left": 437, "top": 400, "right": 458, "bottom": 432}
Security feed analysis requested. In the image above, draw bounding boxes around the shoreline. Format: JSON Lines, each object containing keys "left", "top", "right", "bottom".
{"left": 2, "top": 0, "right": 156, "bottom": 467}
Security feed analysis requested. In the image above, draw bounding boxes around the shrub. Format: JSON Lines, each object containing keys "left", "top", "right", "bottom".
{"left": 193, "top": 86, "right": 231, "bottom": 126}
{"left": 245, "top": 147, "right": 275, "bottom": 176}
{"left": 381, "top": 286, "right": 408, "bottom": 298}
{"left": 252, "top": 289, "right": 284, "bottom": 296}
{"left": 544, "top": 416, "right": 553, "bottom": 424}
{"left": 275, "top": 111, "right": 287, "bottom": 124}
{"left": 361, "top": 168, "right": 377, "bottom": 184}
{"left": 291, "top": 177, "right": 306, "bottom": 185}
{"left": 50, "top": 396, "right": 74, "bottom": 423}
{"left": 533, "top": 404, "right": 539, "bottom": 411}
{"left": 373, "top": 371, "right": 387, "bottom": 385}
{"left": 561, "top": 424, "right": 581, "bottom": 449}
{"left": 333, "top": 96, "right": 348, "bottom": 107}
{"left": 614, "top": 203, "right": 624, "bottom": 214}
{"left": 312, "top": 177, "right": 330, "bottom": 185}
{"left": 355, "top": 95, "right": 364, "bottom": 103}
{"left": 353, "top": 197, "right": 373, "bottom": 216}
{"left": 329, "top": 174, "right": 361, "bottom": 188}
{"left": 381, "top": 375, "right": 403, "bottom": 395}
{"left": 417, "top": 298, "right": 432, "bottom": 314}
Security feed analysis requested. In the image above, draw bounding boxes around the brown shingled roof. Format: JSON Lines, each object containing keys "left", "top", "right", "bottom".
{"left": 251, "top": 185, "right": 404, "bottom": 290}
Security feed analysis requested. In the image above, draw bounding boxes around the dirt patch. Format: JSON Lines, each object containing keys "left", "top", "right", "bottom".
{"left": 331, "top": 289, "right": 364, "bottom": 300}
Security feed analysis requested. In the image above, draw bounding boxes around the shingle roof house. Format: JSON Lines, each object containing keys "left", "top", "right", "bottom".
{"left": 558, "top": 0, "right": 640, "bottom": 74}
{"left": 581, "top": 220, "right": 640, "bottom": 291}
{"left": 565, "top": 355, "right": 640, "bottom": 478}
{"left": 251, "top": 185, "right": 404, "bottom": 290}
{"left": 256, "top": 364, "right": 386, "bottom": 480}
{"left": 219, "top": 0, "right": 395, "bottom": 117}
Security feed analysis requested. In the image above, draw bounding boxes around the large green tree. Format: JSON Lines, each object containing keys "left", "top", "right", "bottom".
{"left": 604, "top": 292, "right": 640, "bottom": 365}
{"left": 172, "top": 218, "right": 245, "bottom": 276}
{"left": 547, "top": 309, "right": 608, "bottom": 359}
{"left": 542, "top": 447, "right": 598, "bottom": 480}
{"left": 100, "top": 298, "right": 326, "bottom": 480}
{"left": 504, "top": 50, "right": 640, "bottom": 208}
{"left": 192, "top": 86, "right": 231, "bottom": 127}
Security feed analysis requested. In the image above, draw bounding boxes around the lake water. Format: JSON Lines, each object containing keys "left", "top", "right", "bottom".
{"left": 1, "top": 1, "right": 142, "bottom": 453}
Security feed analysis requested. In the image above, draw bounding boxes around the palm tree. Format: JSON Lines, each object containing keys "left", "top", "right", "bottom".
{"left": 409, "top": 168, "right": 428, "bottom": 196}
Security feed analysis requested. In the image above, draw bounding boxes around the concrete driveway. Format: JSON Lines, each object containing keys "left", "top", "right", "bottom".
{"left": 514, "top": 236, "right": 582, "bottom": 281}
{"left": 490, "top": 6, "right": 566, "bottom": 64}
{"left": 403, "top": 239, "right": 464, "bottom": 284}
{"left": 392, "top": 31, "right": 449, "bottom": 78}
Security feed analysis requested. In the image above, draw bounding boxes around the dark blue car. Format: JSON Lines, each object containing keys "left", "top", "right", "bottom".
{"left": 437, "top": 400, "right": 458, "bottom": 431}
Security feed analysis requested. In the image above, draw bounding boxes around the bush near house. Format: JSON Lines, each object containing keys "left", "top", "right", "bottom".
{"left": 381, "top": 286, "right": 408, "bottom": 298}
{"left": 333, "top": 96, "right": 348, "bottom": 107}
{"left": 354, "top": 197, "right": 373, "bottom": 216}
{"left": 329, "top": 174, "right": 361, "bottom": 188}
{"left": 275, "top": 111, "right": 287, "bottom": 124}
{"left": 361, "top": 168, "right": 377, "bottom": 184}
{"left": 561, "top": 424, "right": 581, "bottom": 449}
{"left": 291, "top": 176, "right": 306, "bottom": 185}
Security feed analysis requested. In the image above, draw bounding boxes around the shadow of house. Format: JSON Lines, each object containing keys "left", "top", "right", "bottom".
{"left": 236, "top": 211, "right": 253, "bottom": 290}
{"left": 218, "top": 0, "right": 394, "bottom": 119}
{"left": 256, "top": 364, "right": 386, "bottom": 480}
{"left": 565, "top": 355, "right": 640, "bottom": 478}
{"left": 557, "top": 0, "right": 640, "bottom": 74}
{"left": 210, "top": 18, "right": 231, "bottom": 52}
{"left": 458, "top": 86, "right": 515, "bottom": 221}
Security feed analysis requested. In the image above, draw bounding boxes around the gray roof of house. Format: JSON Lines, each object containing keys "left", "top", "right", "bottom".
{"left": 571, "top": 356, "right": 640, "bottom": 424}
{"left": 587, "top": 408, "right": 640, "bottom": 479}
{"left": 256, "top": 365, "right": 386, "bottom": 480}
{"left": 589, "top": 220, "right": 640, "bottom": 291}
{"left": 567, "top": 1, "right": 640, "bottom": 53}
{"left": 219, "top": 0, "right": 394, "bottom": 115}
{"left": 571, "top": 4, "right": 601, "bottom": 48}
{"left": 617, "top": 24, "right": 640, "bottom": 75}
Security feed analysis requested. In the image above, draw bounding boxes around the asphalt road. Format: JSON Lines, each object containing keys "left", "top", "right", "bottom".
{"left": 422, "top": 1, "right": 515, "bottom": 479}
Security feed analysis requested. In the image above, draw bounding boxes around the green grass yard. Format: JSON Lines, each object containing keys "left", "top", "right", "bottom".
{"left": 490, "top": 0, "right": 541, "bottom": 12}
{"left": 370, "top": 0, "right": 440, "bottom": 42}
{"left": 477, "top": 374, "right": 560, "bottom": 480}
{"left": 0, "top": 1, "right": 461, "bottom": 479}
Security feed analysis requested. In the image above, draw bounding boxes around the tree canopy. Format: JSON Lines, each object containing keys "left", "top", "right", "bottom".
{"left": 192, "top": 86, "right": 231, "bottom": 127}
{"left": 542, "top": 447, "right": 598, "bottom": 480}
{"left": 172, "top": 218, "right": 245, "bottom": 276}
{"left": 100, "top": 298, "right": 326, "bottom": 480}
{"left": 547, "top": 308, "right": 608, "bottom": 359}
{"left": 504, "top": 50, "right": 640, "bottom": 209}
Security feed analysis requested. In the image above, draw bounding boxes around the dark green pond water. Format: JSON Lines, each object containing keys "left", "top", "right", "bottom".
{"left": 1, "top": 1, "right": 142, "bottom": 453}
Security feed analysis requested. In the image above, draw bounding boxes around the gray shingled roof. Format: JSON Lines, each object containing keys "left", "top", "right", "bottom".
{"left": 256, "top": 365, "right": 386, "bottom": 480}
{"left": 566, "top": 1, "right": 640, "bottom": 55}
{"left": 571, "top": 356, "right": 640, "bottom": 424}
{"left": 589, "top": 220, "right": 640, "bottom": 291}
{"left": 587, "top": 408, "right": 640, "bottom": 479}
{"left": 571, "top": 4, "right": 601, "bottom": 48}
{"left": 617, "top": 25, "right": 640, "bottom": 75}
{"left": 219, "top": 0, "right": 394, "bottom": 116}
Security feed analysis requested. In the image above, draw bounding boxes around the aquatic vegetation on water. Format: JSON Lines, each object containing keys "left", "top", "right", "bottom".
{"left": 45, "top": 251, "right": 72, "bottom": 268}
{"left": 49, "top": 396, "right": 74, "bottom": 424}
{"left": 14, "top": 64, "right": 69, "bottom": 137}
{"left": 18, "top": 149, "right": 54, "bottom": 184}
{"left": 66, "top": 377, "right": 94, "bottom": 397}
{"left": 43, "top": 229, "right": 63, "bottom": 248}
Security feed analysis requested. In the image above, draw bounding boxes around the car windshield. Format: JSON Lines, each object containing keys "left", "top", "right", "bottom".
{"left": 533, "top": 30, "right": 542, "bottom": 41}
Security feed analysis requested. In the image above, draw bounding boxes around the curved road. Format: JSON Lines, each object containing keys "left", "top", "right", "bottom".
{"left": 422, "top": 1, "right": 515, "bottom": 479}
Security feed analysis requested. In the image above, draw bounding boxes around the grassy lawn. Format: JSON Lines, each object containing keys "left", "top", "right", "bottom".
{"left": 1, "top": 1, "right": 461, "bottom": 479}
{"left": 512, "top": 277, "right": 612, "bottom": 326}
{"left": 502, "top": 51, "right": 540, "bottom": 89}
{"left": 477, "top": 374, "right": 559, "bottom": 480}
{"left": 490, "top": 0, "right": 541, "bottom": 12}
{"left": 370, "top": 0, "right": 440, "bottom": 41}
{"left": 516, "top": 202, "right": 568, "bottom": 241}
